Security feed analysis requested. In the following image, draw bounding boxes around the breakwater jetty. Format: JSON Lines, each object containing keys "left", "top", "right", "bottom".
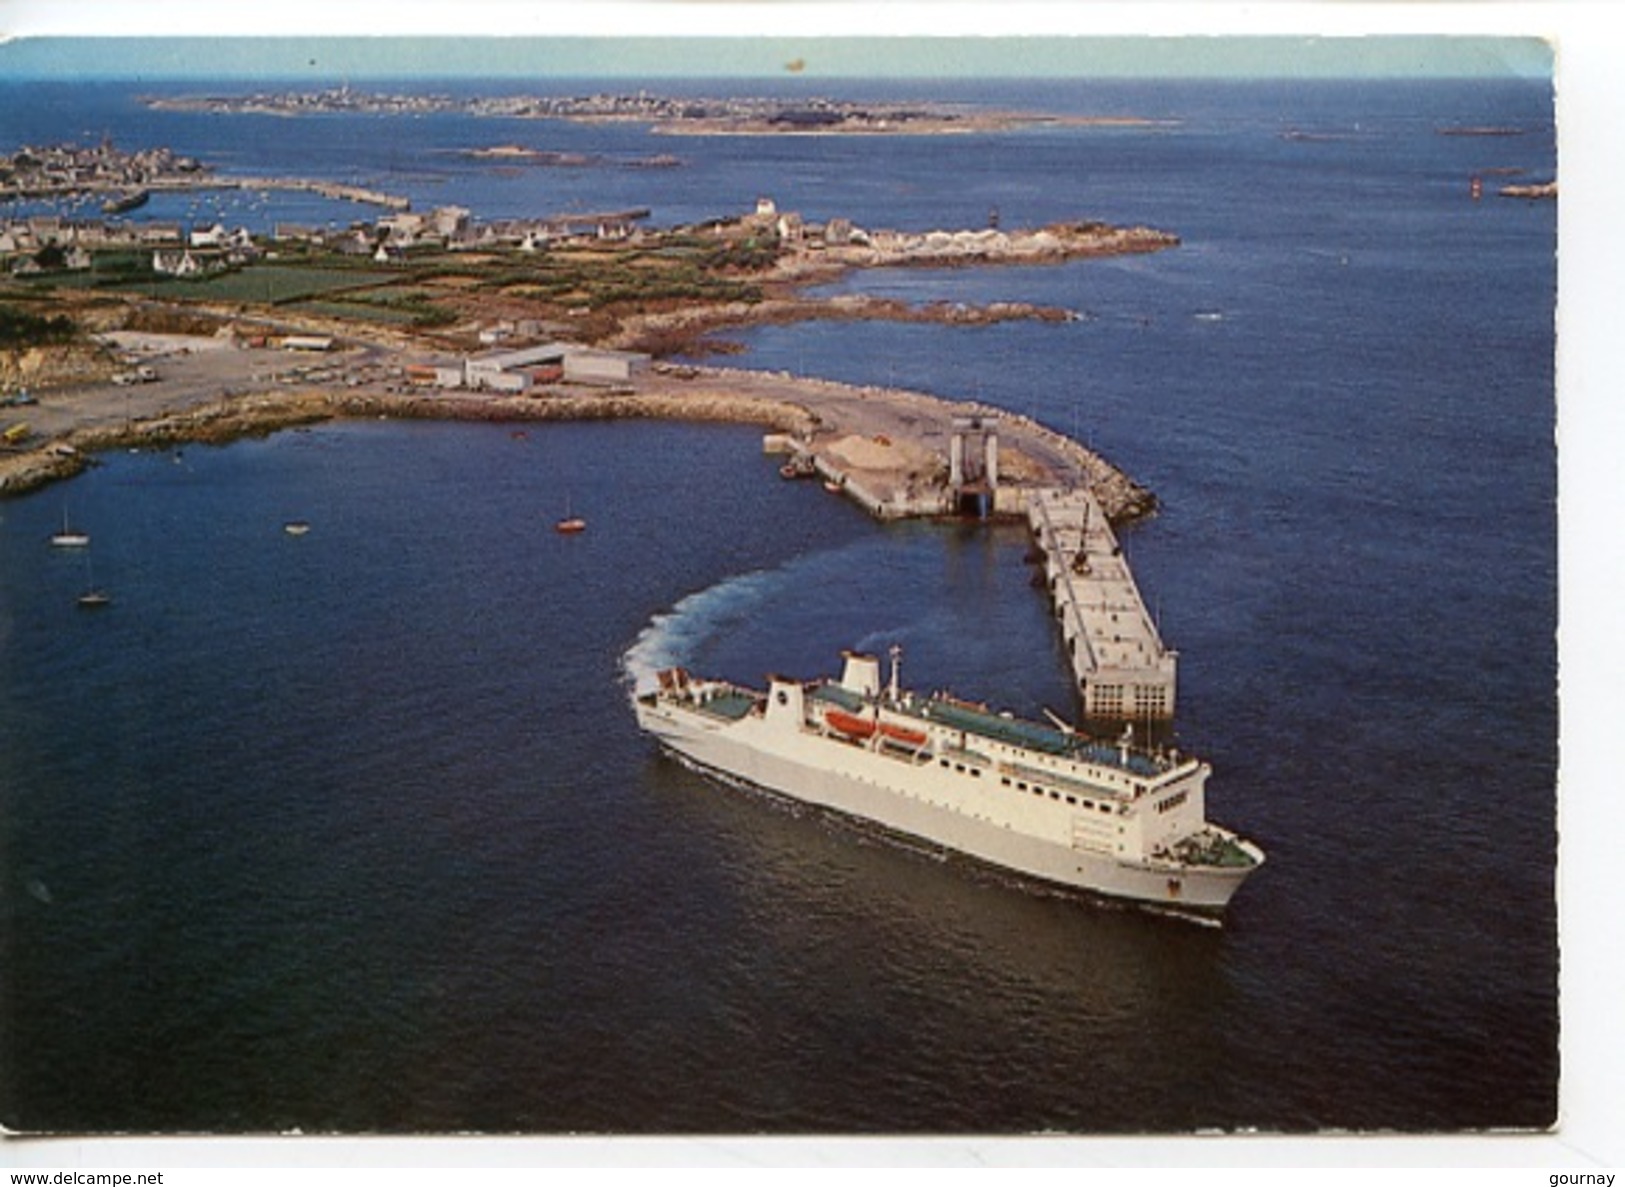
{"left": 215, "top": 177, "right": 412, "bottom": 210}
{"left": 1026, "top": 487, "right": 1177, "bottom": 722}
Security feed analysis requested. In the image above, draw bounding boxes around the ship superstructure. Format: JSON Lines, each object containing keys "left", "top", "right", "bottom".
{"left": 634, "top": 648, "right": 1263, "bottom": 918}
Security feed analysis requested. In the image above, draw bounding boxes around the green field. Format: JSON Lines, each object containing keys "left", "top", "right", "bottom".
{"left": 57, "top": 263, "right": 399, "bottom": 304}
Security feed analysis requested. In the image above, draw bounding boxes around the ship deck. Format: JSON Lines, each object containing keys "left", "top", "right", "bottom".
{"left": 911, "top": 696, "right": 1166, "bottom": 777}
{"left": 809, "top": 680, "right": 1170, "bottom": 778}
{"left": 692, "top": 688, "right": 761, "bottom": 722}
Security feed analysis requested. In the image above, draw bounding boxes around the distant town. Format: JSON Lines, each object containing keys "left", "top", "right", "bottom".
{"left": 0, "top": 139, "right": 411, "bottom": 215}
{"left": 0, "top": 139, "right": 207, "bottom": 202}
{"left": 143, "top": 88, "right": 1160, "bottom": 135}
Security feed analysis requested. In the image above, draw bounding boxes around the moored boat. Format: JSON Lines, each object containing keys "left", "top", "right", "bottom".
{"left": 102, "top": 188, "right": 150, "bottom": 214}
{"left": 50, "top": 509, "right": 89, "bottom": 548}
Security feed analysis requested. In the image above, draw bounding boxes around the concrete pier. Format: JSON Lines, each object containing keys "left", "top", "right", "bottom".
{"left": 1027, "top": 487, "right": 1177, "bottom": 721}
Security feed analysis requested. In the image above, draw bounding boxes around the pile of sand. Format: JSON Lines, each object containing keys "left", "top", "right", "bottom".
{"left": 826, "top": 432, "right": 933, "bottom": 474}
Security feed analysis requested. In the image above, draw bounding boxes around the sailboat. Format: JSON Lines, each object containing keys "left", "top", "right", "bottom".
{"left": 50, "top": 508, "right": 89, "bottom": 548}
{"left": 76, "top": 553, "right": 111, "bottom": 609}
{"left": 554, "top": 492, "right": 586, "bottom": 535}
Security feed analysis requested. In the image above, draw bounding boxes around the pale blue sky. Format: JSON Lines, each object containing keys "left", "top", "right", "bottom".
{"left": 0, "top": 34, "right": 1554, "bottom": 81}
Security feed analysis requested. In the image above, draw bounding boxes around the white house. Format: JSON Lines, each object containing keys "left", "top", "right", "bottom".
{"left": 189, "top": 223, "right": 227, "bottom": 248}
{"left": 153, "top": 249, "right": 202, "bottom": 277}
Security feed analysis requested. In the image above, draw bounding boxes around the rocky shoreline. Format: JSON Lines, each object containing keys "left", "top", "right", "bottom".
{"left": 0, "top": 368, "right": 1155, "bottom": 524}
{"left": 610, "top": 223, "right": 1178, "bottom": 353}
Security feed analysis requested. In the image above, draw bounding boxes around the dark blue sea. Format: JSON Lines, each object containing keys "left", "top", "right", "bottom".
{"left": 0, "top": 76, "right": 1557, "bottom": 1135}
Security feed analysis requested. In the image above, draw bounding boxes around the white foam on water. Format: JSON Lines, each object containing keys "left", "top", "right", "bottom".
{"left": 624, "top": 534, "right": 929, "bottom": 695}
{"left": 622, "top": 567, "right": 781, "bottom": 695}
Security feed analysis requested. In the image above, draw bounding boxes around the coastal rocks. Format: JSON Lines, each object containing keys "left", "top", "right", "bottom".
{"left": 0, "top": 390, "right": 336, "bottom": 495}
{"left": 0, "top": 447, "right": 87, "bottom": 495}
{"left": 0, "top": 344, "right": 117, "bottom": 391}
{"left": 603, "top": 219, "right": 1176, "bottom": 356}
{"left": 815, "top": 223, "right": 1178, "bottom": 270}
{"left": 608, "top": 294, "right": 1077, "bottom": 356}
{"left": 331, "top": 387, "right": 819, "bottom": 438}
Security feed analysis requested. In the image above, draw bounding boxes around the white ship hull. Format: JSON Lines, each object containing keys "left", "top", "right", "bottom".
{"left": 634, "top": 656, "right": 1263, "bottom": 918}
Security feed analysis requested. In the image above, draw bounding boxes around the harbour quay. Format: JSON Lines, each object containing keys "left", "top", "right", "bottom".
{"left": 1026, "top": 487, "right": 1177, "bottom": 722}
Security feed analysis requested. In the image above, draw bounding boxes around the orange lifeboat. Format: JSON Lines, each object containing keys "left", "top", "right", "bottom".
{"left": 826, "top": 708, "right": 876, "bottom": 740}
{"left": 881, "top": 721, "right": 928, "bottom": 747}
{"left": 825, "top": 708, "right": 926, "bottom": 747}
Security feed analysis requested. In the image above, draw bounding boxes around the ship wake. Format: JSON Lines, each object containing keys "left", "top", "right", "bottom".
{"left": 622, "top": 547, "right": 918, "bottom": 696}
{"left": 622, "top": 567, "right": 780, "bottom": 695}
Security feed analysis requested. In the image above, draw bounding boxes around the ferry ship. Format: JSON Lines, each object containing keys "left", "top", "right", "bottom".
{"left": 634, "top": 648, "right": 1264, "bottom": 919}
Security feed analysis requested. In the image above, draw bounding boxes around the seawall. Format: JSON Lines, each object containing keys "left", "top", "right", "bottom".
{"left": 1, "top": 366, "right": 1153, "bottom": 526}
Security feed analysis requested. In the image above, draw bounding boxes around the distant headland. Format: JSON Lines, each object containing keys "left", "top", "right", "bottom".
{"left": 143, "top": 88, "right": 1174, "bottom": 135}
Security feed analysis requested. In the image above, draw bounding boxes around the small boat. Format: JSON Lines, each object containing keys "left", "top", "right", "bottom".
{"left": 283, "top": 521, "right": 311, "bottom": 536}
{"left": 50, "top": 509, "right": 89, "bottom": 548}
{"left": 555, "top": 494, "right": 586, "bottom": 534}
{"left": 823, "top": 480, "right": 843, "bottom": 494}
{"left": 102, "top": 188, "right": 149, "bottom": 215}
{"left": 76, "top": 550, "right": 110, "bottom": 608}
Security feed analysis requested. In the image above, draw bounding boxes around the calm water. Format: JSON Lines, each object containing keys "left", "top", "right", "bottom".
{"left": 0, "top": 76, "right": 1556, "bottom": 1134}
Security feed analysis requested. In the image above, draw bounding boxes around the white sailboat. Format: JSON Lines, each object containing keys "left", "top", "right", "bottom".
{"left": 50, "top": 507, "right": 89, "bottom": 548}
{"left": 76, "top": 552, "right": 111, "bottom": 609}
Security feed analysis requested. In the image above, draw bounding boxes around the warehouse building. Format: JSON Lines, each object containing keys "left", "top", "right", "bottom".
{"left": 455, "top": 343, "right": 649, "bottom": 393}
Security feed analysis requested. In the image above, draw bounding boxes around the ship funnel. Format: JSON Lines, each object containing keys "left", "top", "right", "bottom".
{"left": 839, "top": 650, "right": 881, "bottom": 698}
{"left": 765, "top": 676, "right": 806, "bottom": 731}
